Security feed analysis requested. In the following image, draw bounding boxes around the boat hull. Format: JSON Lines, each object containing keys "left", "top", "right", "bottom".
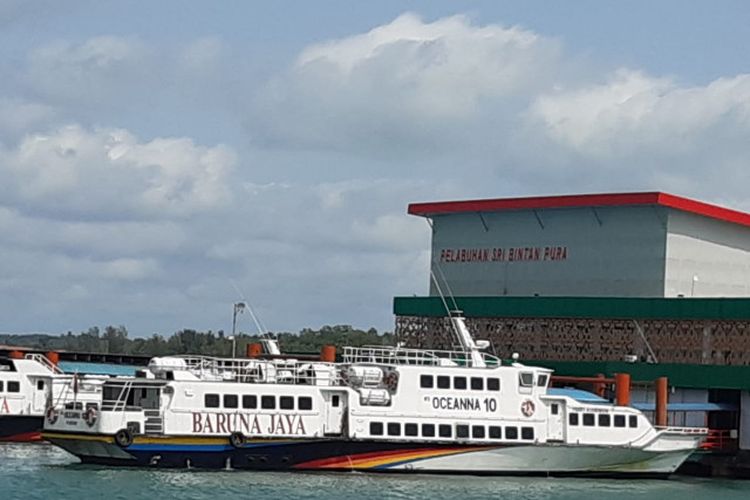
{"left": 0, "top": 416, "right": 43, "bottom": 442}
{"left": 42, "top": 432, "right": 692, "bottom": 477}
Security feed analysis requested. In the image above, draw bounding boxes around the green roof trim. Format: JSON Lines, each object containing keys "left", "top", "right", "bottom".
{"left": 526, "top": 359, "right": 750, "bottom": 390}
{"left": 394, "top": 296, "right": 750, "bottom": 320}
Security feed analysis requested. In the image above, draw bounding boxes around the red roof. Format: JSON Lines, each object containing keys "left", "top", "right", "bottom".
{"left": 408, "top": 192, "right": 750, "bottom": 228}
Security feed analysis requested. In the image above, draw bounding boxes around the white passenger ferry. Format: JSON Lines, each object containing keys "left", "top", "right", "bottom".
{"left": 43, "top": 314, "right": 706, "bottom": 477}
{"left": 0, "top": 353, "right": 74, "bottom": 441}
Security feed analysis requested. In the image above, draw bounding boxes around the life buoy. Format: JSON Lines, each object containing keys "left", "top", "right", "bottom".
{"left": 521, "top": 399, "right": 535, "bottom": 417}
{"left": 229, "top": 431, "right": 246, "bottom": 448}
{"left": 46, "top": 406, "right": 58, "bottom": 425}
{"left": 84, "top": 407, "right": 98, "bottom": 427}
{"left": 115, "top": 428, "right": 133, "bottom": 448}
{"left": 384, "top": 371, "right": 399, "bottom": 392}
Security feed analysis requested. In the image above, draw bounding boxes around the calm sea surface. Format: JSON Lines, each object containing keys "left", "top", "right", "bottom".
{"left": 1, "top": 443, "right": 747, "bottom": 500}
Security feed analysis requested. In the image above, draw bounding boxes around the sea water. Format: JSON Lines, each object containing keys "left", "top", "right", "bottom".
{"left": 0, "top": 443, "right": 747, "bottom": 500}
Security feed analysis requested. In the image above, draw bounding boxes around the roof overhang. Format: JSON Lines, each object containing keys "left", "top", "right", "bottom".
{"left": 407, "top": 192, "right": 750, "bottom": 229}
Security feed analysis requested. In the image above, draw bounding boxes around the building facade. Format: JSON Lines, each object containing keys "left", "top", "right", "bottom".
{"left": 409, "top": 192, "right": 750, "bottom": 298}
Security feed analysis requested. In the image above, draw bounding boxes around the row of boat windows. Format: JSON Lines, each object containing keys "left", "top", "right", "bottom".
{"left": 204, "top": 394, "right": 313, "bottom": 411}
{"left": 369, "top": 422, "right": 535, "bottom": 441}
{"left": 569, "top": 413, "right": 638, "bottom": 428}
{"left": 0, "top": 381, "right": 20, "bottom": 393}
{"left": 419, "top": 375, "right": 501, "bottom": 391}
{"left": 419, "top": 373, "right": 549, "bottom": 391}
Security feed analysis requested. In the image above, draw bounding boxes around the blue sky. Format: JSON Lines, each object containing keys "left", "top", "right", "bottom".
{"left": 1, "top": 1, "right": 749, "bottom": 337}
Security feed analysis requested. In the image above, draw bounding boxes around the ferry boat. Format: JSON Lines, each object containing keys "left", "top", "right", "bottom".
{"left": 0, "top": 353, "right": 70, "bottom": 441}
{"left": 42, "top": 314, "right": 706, "bottom": 477}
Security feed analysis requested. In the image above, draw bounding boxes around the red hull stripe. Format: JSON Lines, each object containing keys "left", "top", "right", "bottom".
{"left": 407, "top": 191, "right": 750, "bottom": 228}
{"left": 294, "top": 446, "right": 483, "bottom": 469}
{"left": 0, "top": 432, "right": 43, "bottom": 442}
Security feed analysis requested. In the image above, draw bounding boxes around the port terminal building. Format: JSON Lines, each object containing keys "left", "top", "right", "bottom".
{"left": 395, "top": 192, "right": 750, "bottom": 469}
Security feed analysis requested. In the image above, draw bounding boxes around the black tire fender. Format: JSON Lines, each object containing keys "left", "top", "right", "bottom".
{"left": 115, "top": 428, "right": 133, "bottom": 448}
{"left": 229, "top": 431, "right": 246, "bottom": 448}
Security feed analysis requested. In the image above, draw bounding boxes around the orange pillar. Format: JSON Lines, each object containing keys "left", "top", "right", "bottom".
{"left": 655, "top": 376, "right": 668, "bottom": 427}
{"left": 593, "top": 373, "right": 606, "bottom": 398}
{"left": 320, "top": 345, "right": 336, "bottom": 363}
{"left": 9, "top": 350, "right": 24, "bottom": 359}
{"left": 246, "top": 343, "right": 262, "bottom": 358}
{"left": 615, "top": 373, "right": 631, "bottom": 406}
{"left": 46, "top": 351, "right": 60, "bottom": 365}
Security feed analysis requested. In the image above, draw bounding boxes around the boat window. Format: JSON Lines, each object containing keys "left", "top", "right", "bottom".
{"left": 470, "top": 377, "right": 483, "bottom": 391}
{"left": 437, "top": 376, "right": 450, "bottom": 389}
{"left": 387, "top": 423, "right": 401, "bottom": 436}
{"left": 472, "top": 425, "right": 485, "bottom": 439}
{"left": 569, "top": 413, "right": 579, "bottom": 426}
{"left": 537, "top": 374, "right": 548, "bottom": 387}
{"left": 242, "top": 395, "right": 257, "bottom": 409}
{"left": 598, "top": 414, "right": 611, "bottom": 427}
{"left": 420, "top": 375, "right": 433, "bottom": 389}
{"left": 489, "top": 426, "right": 502, "bottom": 439}
{"left": 204, "top": 394, "right": 220, "bottom": 408}
{"left": 438, "top": 424, "right": 452, "bottom": 438}
{"left": 456, "top": 425, "right": 469, "bottom": 438}
{"left": 521, "top": 427, "right": 534, "bottom": 440}
{"left": 261, "top": 395, "right": 276, "bottom": 410}
{"left": 519, "top": 373, "right": 534, "bottom": 387}
{"left": 583, "top": 413, "right": 595, "bottom": 427}
{"left": 551, "top": 404, "right": 559, "bottom": 415}
{"left": 487, "top": 378, "right": 500, "bottom": 391}
{"left": 405, "top": 423, "right": 418, "bottom": 437}
{"left": 370, "top": 422, "right": 383, "bottom": 436}
{"left": 505, "top": 427, "right": 518, "bottom": 439}
{"left": 0, "top": 381, "right": 4, "bottom": 392}
{"left": 454, "top": 377, "right": 467, "bottom": 390}
{"left": 65, "top": 402, "right": 83, "bottom": 410}
{"left": 629, "top": 415, "right": 638, "bottom": 428}
{"left": 8, "top": 381, "right": 20, "bottom": 393}
{"left": 422, "top": 424, "right": 436, "bottom": 437}
{"left": 223, "top": 394, "right": 238, "bottom": 409}
{"left": 332, "top": 395, "right": 340, "bottom": 407}
{"left": 37, "top": 380, "right": 45, "bottom": 391}
{"left": 298, "top": 396, "right": 313, "bottom": 411}
{"left": 614, "top": 415, "right": 626, "bottom": 428}
{"left": 280, "top": 396, "right": 294, "bottom": 410}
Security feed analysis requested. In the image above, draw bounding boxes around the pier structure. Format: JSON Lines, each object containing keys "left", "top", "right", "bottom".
{"left": 398, "top": 191, "right": 750, "bottom": 476}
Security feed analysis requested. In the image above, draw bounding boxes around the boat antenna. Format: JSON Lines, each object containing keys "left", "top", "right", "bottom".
{"left": 230, "top": 281, "right": 281, "bottom": 355}
{"left": 430, "top": 269, "right": 462, "bottom": 341}
{"left": 434, "top": 262, "right": 460, "bottom": 313}
{"left": 230, "top": 281, "right": 268, "bottom": 336}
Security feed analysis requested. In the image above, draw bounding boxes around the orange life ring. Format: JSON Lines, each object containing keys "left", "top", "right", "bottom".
{"left": 384, "top": 371, "right": 399, "bottom": 391}
{"left": 521, "top": 399, "right": 535, "bottom": 417}
{"left": 84, "top": 407, "right": 98, "bottom": 427}
{"left": 46, "top": 406, "right": 58, "bottom": 425}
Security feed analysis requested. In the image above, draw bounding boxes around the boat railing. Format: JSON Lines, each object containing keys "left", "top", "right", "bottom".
{"left": 654, "top": 425, "right": 709, "bottom": 435}
{"left": 25, "top": 353, "right": 64, "bottom": 375}
{"left": 341, "top": 345, "right": 501, "bottom": 367}
{"left": 167, "top": 356, "right": 342, "bottom": 385}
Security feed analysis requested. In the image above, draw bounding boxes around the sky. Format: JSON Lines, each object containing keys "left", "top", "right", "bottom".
{"left": 1, "top": 1, "right": 749, "bottom": 337}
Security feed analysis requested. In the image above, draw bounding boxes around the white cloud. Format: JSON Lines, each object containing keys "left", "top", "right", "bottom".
{"left": 529, "top": 70, "right": 750, "bottom": 158}
{"left": 0, "top": 124, "right": 235, "bottom": 219}
{"left": 250, "top": 13, "right": 561, "bottom": 154}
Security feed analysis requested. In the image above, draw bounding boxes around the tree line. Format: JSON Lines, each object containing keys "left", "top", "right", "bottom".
{"left": 0, "top": 325, "right": 394, "bottom": 357}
